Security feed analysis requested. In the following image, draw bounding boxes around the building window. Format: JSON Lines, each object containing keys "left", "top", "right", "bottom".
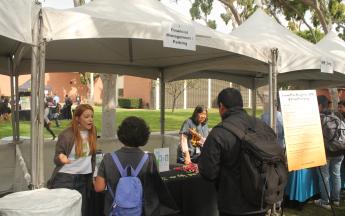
{"left": 118, "top": 88, "right": 124, "bottom": 97}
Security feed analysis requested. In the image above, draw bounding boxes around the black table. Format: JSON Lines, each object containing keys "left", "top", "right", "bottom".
{"left": 91, "top": 170, "right": 218, "bottom": 216}
{"left": 161, "top": 170, "right": 218, "bottom": 216}
{"left": 18, "top": 110, "right": 31, "bottom": 121}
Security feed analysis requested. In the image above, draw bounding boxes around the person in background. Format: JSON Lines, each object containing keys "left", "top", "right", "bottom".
{"left": 177, "top": 105, "right": 209, "bottom": 164}
{"left": 314, "top": 95, "right": 344, "bottom": 210}
{"left": 338, "top": 100, "right": 345, "bottom": 119}
{"left": 94, "top": 116, "right": 177, "bottom": 216}
{"left": 261, "top": 97, "right": 285, "bottom": 149}
{"left": 62, "top": 94, "right": 73, "bottom": 120}
{"left": 44, "top": 102, "right": 56, "bottom": 140}
{"left": 53, "top": 93, "right": 60, "bottom": 105}
{"left": 0, "top": 97, "right": 11, "bottom": 121}
{"left": 198, "top": 88, "right": 266, "bottom": 216}
{"left": 65, "top": 95, "right": 73, "bottom": 119}
{"left": 76, "top": 95, "right": 81, "bottom": 105}
{"left": 48, "top": 104, "right": 97, "bottom": 216}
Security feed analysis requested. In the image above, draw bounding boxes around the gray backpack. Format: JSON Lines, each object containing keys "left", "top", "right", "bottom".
{"left": 320, "top": 112, "right": 345, "bottom": 152}
{"left": 221, "top": 114, "right": 288, "bottom": 209}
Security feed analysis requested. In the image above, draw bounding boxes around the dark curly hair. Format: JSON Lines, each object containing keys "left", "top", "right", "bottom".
{"left": 117, "top": 116, "right": 151, "bottom": 147}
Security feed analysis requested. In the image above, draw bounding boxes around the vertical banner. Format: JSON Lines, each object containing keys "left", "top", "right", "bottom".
{"left": 279, "top": 90, "right": 326, "bottom": 171}
{"left": 154, "top": 148, "right": 169, "bottom": 172}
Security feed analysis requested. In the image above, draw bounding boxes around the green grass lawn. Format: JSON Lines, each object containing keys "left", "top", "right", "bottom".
{"left": 0, "top": 107, "right": 262, "bottom": 138}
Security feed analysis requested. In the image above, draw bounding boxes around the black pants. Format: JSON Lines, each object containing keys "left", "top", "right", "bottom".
{"left": 51, "top": 173, "right": 92, "bottom": 216}
{"left": 44, "top": 121, "right": 55, "bottom": 138}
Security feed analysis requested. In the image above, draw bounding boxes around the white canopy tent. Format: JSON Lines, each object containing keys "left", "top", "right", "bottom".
{"left": 29, "top": 0, "right": 270, "bottom": 131}
{"left": 0, "top": 0, "right": 36, "bottom": 75}
{"left": 316, "top": 31, "right": 345, "bottom": 74}
{"left": 0, "top": 0, "right": 40, "bottom": 192}
{"left": 14, "top": 0, "right": 269, "bottom": 78}
{"left": 15, "top": 0, "right": 271, "bottom": 189}
{"left": 224, "top": 8, "right": 345, "bottom": 132}
{"left": 229, "top": 9, "right": 345, "bottom": 89}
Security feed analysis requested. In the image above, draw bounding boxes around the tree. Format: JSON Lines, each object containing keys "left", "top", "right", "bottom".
{"left": 190, "top": 0, "right": 217, "bottom": 29}
{"left": 166, "top": 80, "right": 196, "bottom": 112}
{"left": 79, "top": 72, "right": 99, "bottom": 105}
{"left": 100, "top": 74, "right": 117, "bottom": 138}
{"left": 188, "top": 0, "right": 345, "bottom": 107}
{"left": 74, "top": 0, "right": 118, "bottom": 138}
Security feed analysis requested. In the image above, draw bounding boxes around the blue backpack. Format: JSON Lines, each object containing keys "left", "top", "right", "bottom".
{"left": 107, "top": 152, "right": 148, "bottom": 216}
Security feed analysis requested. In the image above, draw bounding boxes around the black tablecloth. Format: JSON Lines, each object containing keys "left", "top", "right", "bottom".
{"left": 19, "top": 110, "right": 30, "bottom": 121}
{"left": 91, "top": 170, "right": 218, "bottom": 216}
{"left": 161, "top": 170, "right": 218, "bottom": 216}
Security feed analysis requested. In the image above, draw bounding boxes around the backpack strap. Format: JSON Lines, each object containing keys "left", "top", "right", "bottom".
{"left": 110, "top": 152, "right": 126, "bottom": 177}
{"left": 222, "top": 121, "right": 246, "bottom": 139}
{"left": 133, "top": 153, "right": 148, "bottom": 177}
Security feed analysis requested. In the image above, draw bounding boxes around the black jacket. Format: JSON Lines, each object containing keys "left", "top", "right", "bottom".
{"left": 198, "top": 108, "right": 265, "bottom": 215}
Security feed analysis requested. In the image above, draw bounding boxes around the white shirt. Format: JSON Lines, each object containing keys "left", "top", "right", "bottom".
{"left": 59, "top": 130, "right": 92, "bottom": 174}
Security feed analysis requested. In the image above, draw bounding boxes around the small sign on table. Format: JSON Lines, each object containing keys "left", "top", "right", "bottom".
{"left": 154, "top": 148, "right": 169, "bottom": 172}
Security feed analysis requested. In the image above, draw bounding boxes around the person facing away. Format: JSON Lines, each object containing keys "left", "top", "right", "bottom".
{"left": 48, "top": 104, "right": 97, "bottom": 216}
{"left": 260, "top": 98, "right": 285, "bottom": 149}
{"left": 177, "top": 105, "right": 209, "bottom": 164}
{"left": 53, "top": 93, "right": 60, "bottom": 105}
{"left": 314, "top": 95, "right": 344, "bottom": 210}
{"left": 63, "top": 94, "right": 73, "bottom": 120}
{"left": 44, "top": 102, "right": 56, "bottom": 140}
{"left": 198, "top": 88, "right": 266, "bottom": 216}
{"left": 94, "top": 116, "right": 177, "bottom": 216}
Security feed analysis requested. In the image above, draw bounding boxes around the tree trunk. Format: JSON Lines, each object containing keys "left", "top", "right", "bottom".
{"left": 172, "top": 97, "right": 177, "bottom": 113}
{"left": 219, "top": 0, "right": 242, "bottom": 25}
{"left": 100, "top": 74, "right": 117, "bottom": 139}
{"left": 330, "top": 88, "right": 339, "bottom": 111}
{"left": 88, "top": 73, "right": 94, "bottom": 105}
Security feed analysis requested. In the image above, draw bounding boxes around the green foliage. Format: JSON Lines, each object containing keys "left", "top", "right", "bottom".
{"left": 207, "top": 19, "right": 217, "bottom": 29}
{"left": 118, "top": 98, "right": 142, "bottom": 109}
{"left": 220, "top": 12, "right": 232, "bottom": 25}
{"left": 79, "top": 72, "right": 100, "bottom": 85}
{"left": 296, "top": 29, "right": 325, "bottom": 43}
{"left": 190, "top": 0, "right": 213, "bottom": 22}
{"left": 240, "top": 0, "right": 257, "bottom": 20}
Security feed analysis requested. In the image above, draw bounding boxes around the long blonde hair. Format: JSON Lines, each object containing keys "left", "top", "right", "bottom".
{"left": 71, "top": 104, "right": 96, "bottom": 157}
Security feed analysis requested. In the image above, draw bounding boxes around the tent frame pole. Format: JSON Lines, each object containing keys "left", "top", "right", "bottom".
{"left": 159, "top": 69, "right": 165, "bottom": 147}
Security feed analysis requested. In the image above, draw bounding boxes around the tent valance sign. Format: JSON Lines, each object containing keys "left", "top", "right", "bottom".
{"left": 163, "top": 23, "right": 196, "bottom": 51}
{"left": 320, "top": 57, "right": 334, "bottom": 74}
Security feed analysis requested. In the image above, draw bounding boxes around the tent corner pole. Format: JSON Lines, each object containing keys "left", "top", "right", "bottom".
{"left": 159, "top": 69, "right": 165, "bottom": 147}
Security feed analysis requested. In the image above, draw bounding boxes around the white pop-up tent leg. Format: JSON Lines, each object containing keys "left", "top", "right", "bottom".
{"left": 269, "top": 48, "right": 278, "bottom": 133}
{"left": 30, "top": 7, "right": 46, "bottom": 189}
{"left": 159, "top": 70, "right": 165, "bottom": 147}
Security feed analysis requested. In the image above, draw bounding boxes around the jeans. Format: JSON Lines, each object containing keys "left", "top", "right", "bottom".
{"left": 318, "top": 155, "right": 344, "bottom": 203}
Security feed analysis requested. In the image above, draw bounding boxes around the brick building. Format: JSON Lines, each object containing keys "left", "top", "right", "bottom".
{"left": 0, "top": 73, "right": 343, "bottom": 109}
